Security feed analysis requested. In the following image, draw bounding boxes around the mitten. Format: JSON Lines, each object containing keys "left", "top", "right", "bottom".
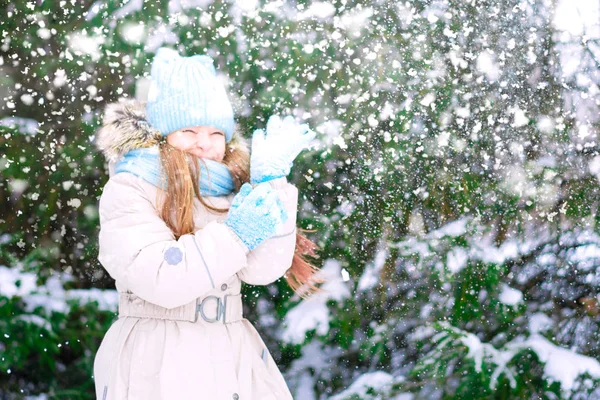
{"left": 224, "top": 182, "right": 288, "bottom": 251}
{"left": 250, "top": 115, "right": 316, "bottom": 184}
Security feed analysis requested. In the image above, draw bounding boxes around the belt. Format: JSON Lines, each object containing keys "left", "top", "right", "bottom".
{"left": 118, "top": 292, "right": 243, "bottom": 324}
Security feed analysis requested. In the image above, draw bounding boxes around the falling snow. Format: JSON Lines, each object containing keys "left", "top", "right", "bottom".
{"left": 2, "top": 0, "right": 600, "bottom": 398}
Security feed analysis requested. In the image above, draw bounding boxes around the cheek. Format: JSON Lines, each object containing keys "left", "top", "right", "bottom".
{"left": 167, "top": 133, "right": 195, "bottom": 149}
{"left": 214, "top": 140, "right": 226, "bottom": 158}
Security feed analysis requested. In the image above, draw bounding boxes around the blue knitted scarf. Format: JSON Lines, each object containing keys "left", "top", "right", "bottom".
{"left": 114, "top": 146, "right": 235, "bottom": 197}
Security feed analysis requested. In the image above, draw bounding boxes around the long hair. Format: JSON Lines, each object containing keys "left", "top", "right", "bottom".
{"left": 156, "top": 132, "right": 324, "bottom": 298}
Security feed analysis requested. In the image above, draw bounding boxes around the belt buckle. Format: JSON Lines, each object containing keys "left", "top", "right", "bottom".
{"left": 195, "top": 295, "right": 228, "bottom": 323}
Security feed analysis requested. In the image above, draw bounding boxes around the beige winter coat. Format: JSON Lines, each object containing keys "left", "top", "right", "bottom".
{"left": 92, "top": 101, "right": 297, "bottom": 399}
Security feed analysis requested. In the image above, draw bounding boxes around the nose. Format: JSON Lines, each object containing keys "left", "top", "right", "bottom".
{"left": 195, "top": 132, "right": 210, "bottom": 149}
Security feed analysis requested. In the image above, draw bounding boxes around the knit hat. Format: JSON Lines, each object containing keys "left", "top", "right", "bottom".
{"left": 145, "top": 47, "right": 235, "bottom": 142}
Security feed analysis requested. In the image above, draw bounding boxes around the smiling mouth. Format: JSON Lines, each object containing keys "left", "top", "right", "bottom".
{"left": 188, "top": 148, "right": 205, "bottom": 156}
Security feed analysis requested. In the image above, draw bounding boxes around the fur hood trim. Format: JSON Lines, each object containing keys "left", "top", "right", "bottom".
{"left": 95, "top": 99, "right": 248, "bottom": 162}
{"left": 95, "top": 100, "right": 162, "bottom": 162}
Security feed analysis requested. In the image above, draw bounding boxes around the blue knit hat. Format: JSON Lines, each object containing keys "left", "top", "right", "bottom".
{"left": 145, "top": 47, "right": 235, "bottom": 142}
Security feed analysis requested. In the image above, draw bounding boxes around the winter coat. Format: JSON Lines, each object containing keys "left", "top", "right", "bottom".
{"left": 92, "top": 101, "right": 297, "bottom": 400}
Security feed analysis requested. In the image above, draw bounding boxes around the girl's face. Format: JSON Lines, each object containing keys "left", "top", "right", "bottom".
{"left": 167, "top": 126, "right": 226, "bottom": 162}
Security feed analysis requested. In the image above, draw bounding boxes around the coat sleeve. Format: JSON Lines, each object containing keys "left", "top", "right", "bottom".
{"left": 97, "top": 172, "right": 248, "bottom": 309}
{"left": 236, "top": 177, "right": 299, "bottom": 285}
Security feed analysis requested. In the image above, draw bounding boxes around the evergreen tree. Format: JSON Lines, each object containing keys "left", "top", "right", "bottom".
{"left": 1, "top": 0, "right": 599, "bottom": 398}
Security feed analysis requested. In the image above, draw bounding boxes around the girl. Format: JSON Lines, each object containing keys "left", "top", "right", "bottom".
{"left": 93, "top": 47, "right": 321, "bottom": 399}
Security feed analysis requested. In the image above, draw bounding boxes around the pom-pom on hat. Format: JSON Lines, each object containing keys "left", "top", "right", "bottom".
{"left": 145, "top": 47, "right": 235, "bottom": 142}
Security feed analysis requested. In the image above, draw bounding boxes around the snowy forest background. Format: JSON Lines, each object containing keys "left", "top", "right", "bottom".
{"left": 1, "top": 0, "right": 600, "bottom": 398}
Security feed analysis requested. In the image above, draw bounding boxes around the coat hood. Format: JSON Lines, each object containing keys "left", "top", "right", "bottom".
{"left": 95, "top": 100, "right": 163, "bottom": 163}
{"left": 94, "top": 99, "right": 249, "bottom": 176}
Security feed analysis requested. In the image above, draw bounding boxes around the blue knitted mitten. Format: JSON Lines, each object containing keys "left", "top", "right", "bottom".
{"left": 250, "top": 115, "right": 316, "bottom": 184}
{"left": 225, "top": 183, "right": 288, "bottom": 251}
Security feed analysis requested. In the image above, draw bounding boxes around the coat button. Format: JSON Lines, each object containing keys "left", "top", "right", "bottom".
{"left": 232, "top": 394, "right": 239, "bottom": 400}
{"left": 221, "top": 283, "right": 228, "bottom": 291}
{"left": 164, "top": 247, "right": 183, "bottom": 265}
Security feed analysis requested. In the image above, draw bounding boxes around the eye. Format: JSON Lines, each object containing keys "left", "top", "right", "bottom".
{"left": 212, "top": 131, "right": 224, "bottom": 136}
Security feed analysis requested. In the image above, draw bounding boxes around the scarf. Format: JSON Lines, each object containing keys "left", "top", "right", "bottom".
{"left": 114, "top": 146, "right": 235, "bottom": 197}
